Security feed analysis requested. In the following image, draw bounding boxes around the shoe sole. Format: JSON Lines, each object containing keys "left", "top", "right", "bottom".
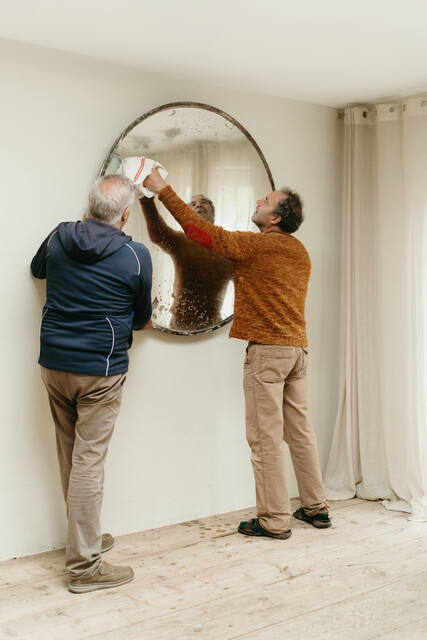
{"left": 293, "top": 512, "right": 332, "bottom": 529}
{"left": 68, "top": 573, "right": 134, "bottom": 593}
{"left": 305, "top": 520, "right": 331, "bottom": 529}
{"left": 101, "top": 534, "right": 114, "bottom": 553}
{"left": 238, "top": 527, "right": 292, "bottom": 540}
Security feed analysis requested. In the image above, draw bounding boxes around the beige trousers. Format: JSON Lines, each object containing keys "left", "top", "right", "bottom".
{"left": 243, "top": 343, "right": 327, "bottom": 533}
{"left": 41, "top": 367, "right": 125, "bottom": 577}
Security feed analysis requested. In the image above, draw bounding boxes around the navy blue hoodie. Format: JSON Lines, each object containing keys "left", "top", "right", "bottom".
{"left": 31, "top": 218, "right": 152, "bottom": 376}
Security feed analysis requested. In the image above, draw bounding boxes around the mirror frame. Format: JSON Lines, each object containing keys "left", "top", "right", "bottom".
{"left": 98, "top": 101, "right": 275, "bottom": 336}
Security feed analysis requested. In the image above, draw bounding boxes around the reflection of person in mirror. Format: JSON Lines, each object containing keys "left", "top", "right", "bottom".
{"left": 139, "top": 193, "right": 233, "bottom": 331}
{"left": 143, "top": 168, "right": 331, "bottom": 539}
{"left": 31, "top": 174, "right": 152, "bottom": 593}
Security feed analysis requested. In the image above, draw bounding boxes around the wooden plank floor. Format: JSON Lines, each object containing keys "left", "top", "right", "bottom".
{"left": 1, "top": 498, "right": 427, "bottom": 639}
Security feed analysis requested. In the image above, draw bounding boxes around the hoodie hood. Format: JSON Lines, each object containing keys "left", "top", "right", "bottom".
{"left": 58, "top": 219, "right": 132, "bottom": 264}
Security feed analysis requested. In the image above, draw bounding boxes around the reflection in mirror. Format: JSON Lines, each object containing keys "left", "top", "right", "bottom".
{"left": 99, "top": 103, "right": 274, "bottom": 335}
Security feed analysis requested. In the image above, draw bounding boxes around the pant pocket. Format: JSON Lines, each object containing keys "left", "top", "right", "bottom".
{"left": 258, "top": 346, "right": 294, "bottom": 383}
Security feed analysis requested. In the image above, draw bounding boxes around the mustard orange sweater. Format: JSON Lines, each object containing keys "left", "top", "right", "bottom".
{"left": 159, "top": 186, "right": 311, "bottom": 346}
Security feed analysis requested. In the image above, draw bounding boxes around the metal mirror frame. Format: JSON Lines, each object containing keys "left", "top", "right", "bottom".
{"left": 98, "top": 102, "right": 275, "bottom": 336}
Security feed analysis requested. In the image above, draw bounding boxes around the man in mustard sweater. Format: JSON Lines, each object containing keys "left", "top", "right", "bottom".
{"left": 144, "top": 169, "right": 331, "bottom": 538}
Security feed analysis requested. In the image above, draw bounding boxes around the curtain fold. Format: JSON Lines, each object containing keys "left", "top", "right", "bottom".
{"left": 324, "top": 97, "right": 427, "bottom": 522}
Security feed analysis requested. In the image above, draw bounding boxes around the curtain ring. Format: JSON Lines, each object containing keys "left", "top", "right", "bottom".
{"left": 389, "top": 107, "right": 395, "bottom": 113}
{"left": 362, "top": 111, "right": 368, "bottom": 118}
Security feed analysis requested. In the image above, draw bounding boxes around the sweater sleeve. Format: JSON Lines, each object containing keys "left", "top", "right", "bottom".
{"left": 139, "top": 197, "right": 182, "bottom": 254}
{"left": 158, "top": 186, "right": 257, "bottom": 262}
{"left": 30, "top": 228, "right": 59, "bottom": 279}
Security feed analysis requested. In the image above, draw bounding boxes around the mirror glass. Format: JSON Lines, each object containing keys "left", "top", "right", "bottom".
{"left": 99, "top": 102, "right": 274, "bottom": 335}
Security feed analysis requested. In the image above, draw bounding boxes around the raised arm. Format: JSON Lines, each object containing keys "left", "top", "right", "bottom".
{"left": 31, "top": 228, "right": 58, "bottom": 279}
{"left": 139, "top": 196, "right": 182, "bottom": 255}
{"left": 143, "top": 170, "right": 256, "bottom": 263}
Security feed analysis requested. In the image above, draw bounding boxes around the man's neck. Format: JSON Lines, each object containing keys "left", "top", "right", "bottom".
{"left": 87, "top": 216, "right": 122, "bottom": 230}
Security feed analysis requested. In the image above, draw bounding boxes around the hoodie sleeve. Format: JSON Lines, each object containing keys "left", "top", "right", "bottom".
{"left": 132, "top": 245, "right": 153, "bottom": 331}
{"left": 30, "top": 228, "right": 59, "bottom": 279}
{"left": 158, "top": 186, "right": 257, "bottom": 262}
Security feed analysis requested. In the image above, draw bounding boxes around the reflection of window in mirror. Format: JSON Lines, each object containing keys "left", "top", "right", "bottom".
{"left": 214, "top": 168, "right": 254, "bottom": 231}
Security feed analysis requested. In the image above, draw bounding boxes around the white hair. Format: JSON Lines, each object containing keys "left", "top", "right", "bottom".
{"left": 88, "top": 174, "right": 135, "bottom": 224}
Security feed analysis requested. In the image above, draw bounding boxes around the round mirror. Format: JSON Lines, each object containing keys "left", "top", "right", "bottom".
{"left": 99, "top": 102, "right": 275, "bottom": 335}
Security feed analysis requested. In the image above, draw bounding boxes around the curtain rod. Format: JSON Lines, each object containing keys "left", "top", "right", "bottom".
{"left": 336, "top": 99, "right": 427, "bottom": 120}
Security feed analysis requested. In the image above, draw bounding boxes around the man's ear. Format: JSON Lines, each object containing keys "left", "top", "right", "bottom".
{"left": 122, "top": 207, "right": 130, "bottom": 225}
{"left": 270, "top": 213, "right": 281, "bottom": 226}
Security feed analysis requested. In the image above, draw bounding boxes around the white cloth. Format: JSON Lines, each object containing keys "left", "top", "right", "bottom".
{"left": 117, "top": 157, "right": 168, "bottom": 198}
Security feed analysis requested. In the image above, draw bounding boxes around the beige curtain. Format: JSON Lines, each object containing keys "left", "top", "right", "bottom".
{"left": 324, "top": 97, "right": 427, "bottom": 522}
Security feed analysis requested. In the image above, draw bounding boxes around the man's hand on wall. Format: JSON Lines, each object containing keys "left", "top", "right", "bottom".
{"left": 142, "top": 318, "right": 153, "bottom": 330}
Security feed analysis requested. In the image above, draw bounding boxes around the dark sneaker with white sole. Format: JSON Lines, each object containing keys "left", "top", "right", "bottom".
{"left": 238, "top": 518, "right": 292, "bottom": 539}
{"left": 68, "top": 560, "right": 134, "bottom": 593}
{"left": 293, "top": 507, "right": 331, "bottom": 529}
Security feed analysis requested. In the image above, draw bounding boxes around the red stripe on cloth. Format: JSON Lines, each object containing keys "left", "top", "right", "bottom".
{"left": 133, "top": 158, "right": 146, "bottom": 183}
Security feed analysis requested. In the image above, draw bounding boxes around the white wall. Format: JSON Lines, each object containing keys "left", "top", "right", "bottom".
{"left": 0, "top": 39, "right": 343, "bottom": 560}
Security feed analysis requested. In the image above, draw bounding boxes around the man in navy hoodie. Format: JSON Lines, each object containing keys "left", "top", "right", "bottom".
{"left": 31, "top": 174, "right": 152, "bottom": 593}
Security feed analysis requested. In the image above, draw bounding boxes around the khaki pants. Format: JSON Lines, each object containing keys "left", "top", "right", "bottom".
{"left": 41, "top": 367, "right": 125, "bottom": 577}
{"left": 243, "top": 343, "right": 326, "bottom": 533}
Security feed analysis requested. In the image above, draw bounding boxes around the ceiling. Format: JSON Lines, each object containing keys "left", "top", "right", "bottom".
{"left": 1, "top": 0, "right": 427, "bottom": 108}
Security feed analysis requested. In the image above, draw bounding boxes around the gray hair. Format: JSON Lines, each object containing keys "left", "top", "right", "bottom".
{"left": 190, "top": 194, "right": 215, "bottom": 214}
{"left": 88, "top": 174, "right": 135, "bottom": 224}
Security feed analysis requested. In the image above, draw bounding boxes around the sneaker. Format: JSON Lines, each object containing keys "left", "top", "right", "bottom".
{"left": 293, "top": 506, "right": 331, "bottom": 529}
{"left": 238, "top": 518, "right": 292, "bottom": 540}
{"left": 68, "top": 560, "right": 134, "bottom": 593}
{"left": 101, "top": 533, "right": 114, "bottom": 553}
